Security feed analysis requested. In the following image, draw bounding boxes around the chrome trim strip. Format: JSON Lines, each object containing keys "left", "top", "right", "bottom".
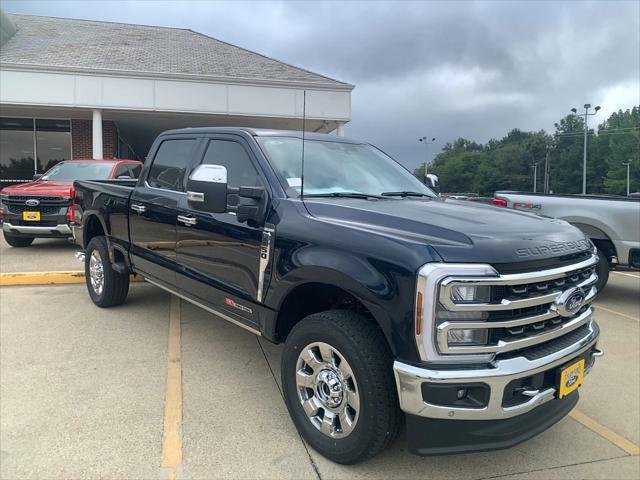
{"left": 144, "top": 277, "right": 261, "bottom": 336}
{"left": 2, "top": 222, "right": 72, "bottom": 235}
{"left": 257, "top": 224, "right": 275, "bottom": 302}
{"left": 438, "top": 307, "right": 593, "bottom": 354}
{"left": 440, "top": 272, "right": 597, "bottom": 312}
{"left": 395, "top": 320, "right": 599, "bottom": 420}
{"left": 448, "top": 255, "right": 597, "bottom": 287}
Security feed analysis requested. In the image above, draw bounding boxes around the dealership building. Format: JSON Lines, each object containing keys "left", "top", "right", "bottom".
{"left": 0, "top": 9, "right": 353, "bottom": 185}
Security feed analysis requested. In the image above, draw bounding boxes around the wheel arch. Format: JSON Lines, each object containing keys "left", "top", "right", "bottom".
{"left": 266, "top": 267, "right": 398, "bottom": 356}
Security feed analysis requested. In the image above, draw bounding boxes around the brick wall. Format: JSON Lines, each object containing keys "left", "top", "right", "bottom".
{"left": 71, "top": 119, "right": 118, "bottom": 159}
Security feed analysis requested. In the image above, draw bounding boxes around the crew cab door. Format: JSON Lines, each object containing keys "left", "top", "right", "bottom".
{"left": 129, "top": 137, "right": 201, "bottom": 286}
{"left": 175, "top": 135, "right": 268, "bottom": 323}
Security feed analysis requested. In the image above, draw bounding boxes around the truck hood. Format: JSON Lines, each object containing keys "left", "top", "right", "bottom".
{"left": 304, "top": 197, "right": 591, "bottom": 266}
{"left": 1, "top": 180, "right": 74, "bottom": 197}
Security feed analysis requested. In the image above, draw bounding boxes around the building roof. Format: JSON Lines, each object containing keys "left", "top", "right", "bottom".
{"left": 0, "top": 13, "right": 352, "bottom": 89}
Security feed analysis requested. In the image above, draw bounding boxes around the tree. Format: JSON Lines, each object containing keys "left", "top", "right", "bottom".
{"left": 415, "top": 106, "right": 639, "bottom": 196}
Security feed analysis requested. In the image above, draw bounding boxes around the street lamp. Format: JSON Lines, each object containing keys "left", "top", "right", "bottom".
{"left": 530, "top": 162, "right": 538, "bottom": 193}
{"left": 622, "top": 160, "right": 632, "bottom": 197}
{"left": 418, "top": 136, "right": 436, "bottom": 178}
{"left": 571, "top": 104, "right": 601, "bottom": 195}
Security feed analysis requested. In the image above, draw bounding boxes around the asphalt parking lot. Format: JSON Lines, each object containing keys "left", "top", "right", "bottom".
{"left": 0, "top": 240, "right": 639, "bottom": 479}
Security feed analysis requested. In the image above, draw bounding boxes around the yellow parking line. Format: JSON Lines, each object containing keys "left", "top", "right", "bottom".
{"left": 0, "top": 271, "right": 143, "bottom": 286}
{"left": 596, "top": 305, "right": 640, "bottom": 322}
{"left": 162, "top": 295, "right": 182, "bottom": 480}
{"left": 570, "top": 408, "right": 640, "bottom": 455}
{"left": 0, "top": 271, "right": 85, "bottom": 285}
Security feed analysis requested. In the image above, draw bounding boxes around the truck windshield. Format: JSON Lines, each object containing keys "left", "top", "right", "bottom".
{"left": 41, "top": 162, "right": 114, "bottom": 181}
{"left": 257, "top": 137, "right": 435, "bottom": 198}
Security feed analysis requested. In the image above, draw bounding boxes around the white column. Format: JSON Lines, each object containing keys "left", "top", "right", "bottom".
{"left": 336, "top": 121, "right": 345, "bottom": 137}
{"left": 92, "top": 109, "right": 103, "bottom": 159}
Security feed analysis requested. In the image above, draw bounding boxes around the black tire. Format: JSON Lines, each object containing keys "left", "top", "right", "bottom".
{"left": 3, "top": 232, "right": 34, "bottom": 247}
{"left": 85, "top": 236, "right": 129, "bottom": 307}
{"left": 595, "top": 247, "right": 610, "bottom": 293}
{"left": 281, "top": 310, "right": 401, "bottom": 464}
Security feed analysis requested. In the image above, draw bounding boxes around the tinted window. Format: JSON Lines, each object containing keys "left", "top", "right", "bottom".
{"left": 201, "top": 140, "right": 260, "bottom": 188}
{"left": 130, "top": 164, "right": 142, "bottom": 178}
{"left": 147, "top": 139, "right": 196, "bottom": 191}
{"left": 114, "top": 164, "right": 131, "bottom": 178}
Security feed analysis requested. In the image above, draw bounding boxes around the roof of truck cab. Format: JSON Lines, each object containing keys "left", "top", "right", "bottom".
{"left": 160, "top": 127, "right": 363, "bottom": 144}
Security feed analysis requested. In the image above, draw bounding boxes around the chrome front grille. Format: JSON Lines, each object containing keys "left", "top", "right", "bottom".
{"left": 435, "top": 255, "right": 598, "bottom": 356}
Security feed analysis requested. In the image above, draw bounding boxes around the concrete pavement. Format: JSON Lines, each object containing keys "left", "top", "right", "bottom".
{"left": 0, "top": 273, "right": 638, "bottom": 478}
{"left": 0, "top": 235, "right": 79, "bottom": 273}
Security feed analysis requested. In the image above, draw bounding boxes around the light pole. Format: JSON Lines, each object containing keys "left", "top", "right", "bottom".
{"left": 418, "top": 136, "right": 436, "bottom": 178}
{"left": 530, "top": 163, "right": 538, "bottom": 193}
{"left": 622, "top": 160, "right": 632, "bottom": 197}
{"left": 571, "top": 104, "right": 601, "bottom": 195}
{"left": 543, "top": 144, "right": 551, "bottom": 193}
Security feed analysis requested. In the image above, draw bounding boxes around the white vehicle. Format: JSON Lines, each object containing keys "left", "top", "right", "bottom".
{"left": 492, "top": 192, "right": 640, "bottom": 290}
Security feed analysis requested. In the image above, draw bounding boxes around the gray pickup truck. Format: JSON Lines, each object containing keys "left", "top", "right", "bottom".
{"left": 493, "top": 192, "right": 640, "bottom": 290}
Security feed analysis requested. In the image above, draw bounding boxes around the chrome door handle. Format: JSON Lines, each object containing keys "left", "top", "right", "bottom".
{"left": 177, "top": 215, "right": 197, "bottom": 226}
{"left": 131, "top": 204, "right": 147, "bottom": 214}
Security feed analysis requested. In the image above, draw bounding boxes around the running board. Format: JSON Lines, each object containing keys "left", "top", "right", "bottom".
{"left": 143, "top": 277, "right": 262, "bottom": 336}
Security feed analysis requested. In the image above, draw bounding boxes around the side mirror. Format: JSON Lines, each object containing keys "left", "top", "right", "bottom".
{"left": 187, "top": 164, "right": 228, "bottom": 213}
{"left": 33, "top": 174, "right": 43, "bottom": 181}
{"left": 425, "top": 173, "right": 440, "bottom": 193}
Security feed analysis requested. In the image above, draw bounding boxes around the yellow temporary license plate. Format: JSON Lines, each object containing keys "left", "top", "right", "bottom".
{"left": 22, "top": 211, "right": 41, "bottom": 221}
{"left": 558, "top": 359, "right": 585, "bottom": 399}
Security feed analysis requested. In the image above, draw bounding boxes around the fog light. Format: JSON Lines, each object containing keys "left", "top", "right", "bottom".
{"left": 450, "top": 285, "right": 491, "bottom": 303}
{"left": 447, "top": 328, "right": 488, "bottom": 346}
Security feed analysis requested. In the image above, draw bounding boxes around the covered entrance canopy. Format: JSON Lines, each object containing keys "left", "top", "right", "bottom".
{"left": 0, "top": 11, "right": 353, "bottom": 183}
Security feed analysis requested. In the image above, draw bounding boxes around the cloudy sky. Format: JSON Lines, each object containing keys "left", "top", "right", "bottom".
{"left": 4, "top": 0, "right": 639, "bottom": 169}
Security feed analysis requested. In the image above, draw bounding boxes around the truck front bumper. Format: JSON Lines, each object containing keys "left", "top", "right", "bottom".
{"left": 393, "top": 319, "right": 601, "bottom": 454}
{"left": 3, "top": 221, "right": 72, "bottom": 237}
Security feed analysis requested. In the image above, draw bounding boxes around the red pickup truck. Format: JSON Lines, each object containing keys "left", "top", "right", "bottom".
{"left": 0, "top": 159, "right": 142, "bottom": 247}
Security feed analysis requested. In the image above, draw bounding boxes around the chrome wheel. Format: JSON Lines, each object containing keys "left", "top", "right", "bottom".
{"left": 296, "top": 342, "right": 360, "bottom": 438}
{"left": 88, "top": 250, "right": 105, "bottom": 296}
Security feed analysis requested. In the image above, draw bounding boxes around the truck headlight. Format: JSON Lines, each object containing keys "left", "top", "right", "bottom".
{"left": 446, "top": 328, "right": 488, "bottom": 346}
{"left": 450, "top": 285, "right": 491, "bottom": 303}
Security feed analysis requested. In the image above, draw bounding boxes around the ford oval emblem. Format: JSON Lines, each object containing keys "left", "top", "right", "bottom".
{"left": 25, "top": 199, "right": 40, "bottom": 207}
{"left": 553, "top": 287, "right": 586, "bottom": 317}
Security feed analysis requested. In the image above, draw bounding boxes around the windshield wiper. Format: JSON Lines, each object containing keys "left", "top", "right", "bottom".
{"left": 381, "top": 191, "right": 431, "bottom": 197}
{"left": 303, "top": 192, "right": 384, "bottom": 199}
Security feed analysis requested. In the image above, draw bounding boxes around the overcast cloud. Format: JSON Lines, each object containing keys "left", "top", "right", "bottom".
{"left": 3, "top": 0, "right": 639, "bottom": 169}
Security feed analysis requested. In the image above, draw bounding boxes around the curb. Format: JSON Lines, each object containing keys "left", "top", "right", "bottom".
{"left": 0, "top": 271, "right": 144, "bottom": 286}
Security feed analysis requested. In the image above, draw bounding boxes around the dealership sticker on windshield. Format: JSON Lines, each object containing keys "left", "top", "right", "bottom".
{"left": 287, "top": 177, "right": 302, "bottom": 187}
{"left": 22, "top": 211, "right": 41, "bottom": 221}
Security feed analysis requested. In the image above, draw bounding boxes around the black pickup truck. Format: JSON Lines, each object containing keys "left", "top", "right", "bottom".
{"left": 74, "top": 127, "right": 602, "bottom": 464}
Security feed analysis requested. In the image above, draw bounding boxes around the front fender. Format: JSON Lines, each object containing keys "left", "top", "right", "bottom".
{"left": 265, "top": 246, "right": 420, "bottom": 360}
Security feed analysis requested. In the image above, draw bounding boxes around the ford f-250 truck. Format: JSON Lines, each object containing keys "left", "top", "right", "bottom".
{"left": 73, "top": 128, "right": 603, "bottom": 464}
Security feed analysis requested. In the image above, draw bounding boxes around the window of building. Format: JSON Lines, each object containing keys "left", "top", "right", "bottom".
{"left": 0, "top": 118, "right": 35, "bottom": 184}
{"left": 147, "top": 139, "right": 197, "bottom": 191}
{"left": 0, "top": 117, "right": 72, "bottom": 186}
{"left": 36, "top": 119, "right": 71, "bottom": 173}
